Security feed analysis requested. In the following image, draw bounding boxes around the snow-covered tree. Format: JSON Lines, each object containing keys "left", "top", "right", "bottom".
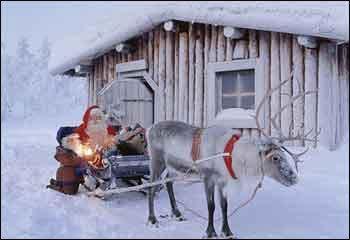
{"left": 2, "top": 37, "right": 87, "bottom": 124}
{"left": 37, "top": 37, "right": 51, "bottom": 69}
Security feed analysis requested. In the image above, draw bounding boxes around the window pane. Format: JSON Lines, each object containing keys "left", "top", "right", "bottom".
{"left": 239, "top": 70, "right": 255, "bottom": 92}
{"left": 222, "top": 96, "right": 239, "bottom": 109}
{"left": 217, "top": 68, "right": 255, "bottom": 112}
{"left": 221, "top": 71, "right": 238, "bottom": 94}
{"left": 241, "top": 95, "right": 255, "bottom": 109}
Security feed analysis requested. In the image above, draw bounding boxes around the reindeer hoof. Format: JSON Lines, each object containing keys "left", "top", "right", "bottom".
{"left": 171, "top": 210, "right": 186, "bottom": 221}
{"left": 203, "top": 230, "right": 218, "bottom": 239}
{"left": 171, "top": 214, "right": 186, "bottom": 222}
{"left": 146, "top": 216, "right": 159, "bottom": 228}
{"left": 220, "top": 232, "right": 237, "bottom": 239}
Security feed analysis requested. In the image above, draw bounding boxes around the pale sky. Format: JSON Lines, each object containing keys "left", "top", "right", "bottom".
{"left": 1, "top": 1, "right": 162, "bottom": 55}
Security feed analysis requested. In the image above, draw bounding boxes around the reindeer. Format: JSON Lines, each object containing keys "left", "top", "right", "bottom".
{"left": 146, "top": 75, "right": 319, "bottom": 238}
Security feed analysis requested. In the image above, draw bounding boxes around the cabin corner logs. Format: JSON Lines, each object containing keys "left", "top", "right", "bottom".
{"left": 87, "top": 22, "right": 349, "bottom": 147}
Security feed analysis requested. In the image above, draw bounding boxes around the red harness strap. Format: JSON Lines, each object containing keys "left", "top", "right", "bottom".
{"left": 191, "top": 128, "right": 203, "bottom": 161}
{"left": 223, "top": 134, "right": 241, "bottom": 179}
{"left": 191, "top": 129, "right": 240, "bottom": 179}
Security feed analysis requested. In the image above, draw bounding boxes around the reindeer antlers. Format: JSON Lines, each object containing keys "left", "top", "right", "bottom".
{"left": 254, "top": 71, "right": 320, "bottom": 144}
{"left": 254, "top": 71, "right": 320, "bottom": 168}
{"left": 254, "top": 76, "right": 291, "bottom": 139}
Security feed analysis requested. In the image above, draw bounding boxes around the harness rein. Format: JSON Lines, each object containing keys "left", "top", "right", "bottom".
{"left": 191, "top": 128, "right": 240, "bottom": 179}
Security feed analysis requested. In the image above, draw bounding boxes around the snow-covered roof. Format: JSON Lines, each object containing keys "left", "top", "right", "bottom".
{"left": 49, "top": 1, "right": 349, "bottom": 75}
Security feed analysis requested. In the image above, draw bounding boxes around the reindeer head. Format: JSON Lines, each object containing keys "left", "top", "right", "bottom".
{"left": 256, "top": 139, "right": 298, "bottom": 186}
{"left": 253, "top": 71, "right": 320, "bottom": 187}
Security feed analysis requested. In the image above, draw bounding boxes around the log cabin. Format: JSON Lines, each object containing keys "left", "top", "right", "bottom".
{"left": 49, "top": 2, "right": 349, "bottom": 150}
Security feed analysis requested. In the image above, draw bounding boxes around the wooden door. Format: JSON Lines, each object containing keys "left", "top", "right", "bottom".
{"left": 100, "top": 78, "right": 154, "bottom": 128}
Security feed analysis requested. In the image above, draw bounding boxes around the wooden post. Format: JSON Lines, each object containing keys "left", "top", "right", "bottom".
{"left": 188, "top": 23, "right": 195, "bottom": 124}
{"left": 116, "top": 52, "right": 121, "bottom": 65}
{"left": 203, "top": 24, "right": 210, "bottom": 127}
{"left": 158, "top": 28, "right": 166, "bottom": 121}
{"left": 127, "top": 52, "right": 132, "bottom": 62}
{"left": 166, "top": 31, "right": 174, "bottom": 120}
{"left": 248, "top": 30, "right": 258, "bottom": 58}
{"left": 93, "top": 65, "right": 98, "bottom": 104}
{"left": 108, "top": 53, "right": 114, "bottom": 82}
{"left": 174, "top": 27, "right": 180, "bottom": 120}
{"left": 97, "top": 59, "right": 102, "bottom": 104}
{"left": 292, "top": 36, "right": 305, "bottom": 146}
{"left": 318, "top": 42, "right": 341, "bottom": 149}
{"left": 148, "top": 31, "right": 154, "bottom": 80}
{"left": 338, "top": 44, "right": 349, "bottom": 145}
{"left": 258, "top": 31, "right": 271, "bottom": 135}
{"left": 154, "top": 29, "right": 159, "bottom": 84}
{"left": 103, "top": 55, "right": 108, "bottom": 82}
{"left": 179, "top": 33, "right": 189, "bottom": 123}
{"left": 208, "top": 25, "right": 217, "bottom": 124}
{"left": 225, "top": 37, "right": 233, "bottom": 61}
{"left": 194, "top": 26, "right": 204, "bottom": 127}
{"left": 121, "top": 53, "right": 127, "bottom": 63}
{"left": 143, "top": 33, "right": 148, "bottom": 65}
{"left": 138, "top": 37, "right": 143, "bottom": 60}
{"left": 270, "top": 32, "right": 281, "bottom": 137}
{"left": 114, "top": 52, "right": 117, "bottom": 77}
{"left": 217, "top": 26, "right": 226, "bottom": 62}
{"left": 94, "top": 61, "right": 99, "bottom": 104}
{"left": 249, "top": 30, "right": 260, "bottom": 140}
{"left": 280, "top": 33, "right": 292, "bottom": 144}
{"left": 232, "top": 36, "right": 249, "bottom": 139}
{"left": 304, "top": 48, "right": 318, "bottom": 147}
{"left": 233, "top": 40, "right": 248, "bottom": 59}
{"left": 209, "top": 25, "right": 217, "bottom": 63}
{"left": 88, "top": 73, "right": 91, "bottom": 106}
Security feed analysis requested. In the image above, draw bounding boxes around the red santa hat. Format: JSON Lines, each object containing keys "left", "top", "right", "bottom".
{"left": 75, "top": 105, "right": 117, "bottom": 143}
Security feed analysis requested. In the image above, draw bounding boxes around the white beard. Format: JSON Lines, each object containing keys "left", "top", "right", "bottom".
{"left": 61, "top": 134, "right": 82, "bottom": 154}
{"left": 86, "top": 120, "right": 108, "bottom": 149}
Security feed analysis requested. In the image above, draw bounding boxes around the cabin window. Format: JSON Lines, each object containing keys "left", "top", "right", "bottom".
{"left": 207, "top": 59, "right": 265, "bottom": 128}
{"left": 218, "top": 69, "right": 255, "bottom": 110}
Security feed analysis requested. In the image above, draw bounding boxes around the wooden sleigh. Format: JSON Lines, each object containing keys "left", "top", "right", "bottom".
{"left": 86, "top": 152, "right": 228, "bottom": 199}
{"left": 86, "top": 152, "right": 163, "bottom": 198}
{"left": 108, "top": 154, "right": 151, "bottom": 195}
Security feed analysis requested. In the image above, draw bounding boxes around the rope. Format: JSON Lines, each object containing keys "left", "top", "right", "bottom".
{"left": 90, "top": 150, "right": 265, "bottom": 223}
{"left": 173, "top": 152, "right": 266, "bottom": 223}
{"left": 90, "top": 153, "right": 228, "bottom": 197}
{"left": 175, "top": 199, "right": 208, "bottom": 221}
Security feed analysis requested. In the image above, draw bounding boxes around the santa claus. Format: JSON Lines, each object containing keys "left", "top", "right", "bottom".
{"left": 75, "top": 105, "right": 117, "bottom": 150}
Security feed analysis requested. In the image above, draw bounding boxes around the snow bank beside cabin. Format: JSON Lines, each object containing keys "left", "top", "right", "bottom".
{"left": 1, "top": 123, "right": 348, "bottom": 238}
{"left": 49, "top": 1, "right": 349, "bottom": 75}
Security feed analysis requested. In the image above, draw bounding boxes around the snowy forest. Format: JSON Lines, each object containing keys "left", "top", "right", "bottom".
{"left": 1, "top": 37, "right": 87, "bottom": 125}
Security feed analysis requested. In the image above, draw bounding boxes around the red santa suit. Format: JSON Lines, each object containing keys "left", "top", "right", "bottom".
{"left": 75, "top": 105, "right": 117, "bottom": 150}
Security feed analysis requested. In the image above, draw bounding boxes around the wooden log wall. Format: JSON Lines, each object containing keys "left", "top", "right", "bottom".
{"left": 318, "top": 43, "right": 349, "bottom": 149}
{"left": 87, "top": 21, "right": 348, "bottom": 147}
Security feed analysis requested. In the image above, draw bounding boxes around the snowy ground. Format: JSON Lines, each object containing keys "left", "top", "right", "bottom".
{"left": 1, "top": 120, "right": 349, "bottom": 239}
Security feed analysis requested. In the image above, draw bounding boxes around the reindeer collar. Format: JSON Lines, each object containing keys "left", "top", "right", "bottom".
{"left": 191, "top": 129, "right": 240, "bottom": 179}
{"left": 223, "top": 134, "right": 240, "bottom": 179}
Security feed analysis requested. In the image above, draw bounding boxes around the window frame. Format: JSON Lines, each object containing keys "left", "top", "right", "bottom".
{"left": 207, "top": 58, "right": 266, "bottom": 129}
{"left": 219, "top": 68, "right": 256, "bottom": 110}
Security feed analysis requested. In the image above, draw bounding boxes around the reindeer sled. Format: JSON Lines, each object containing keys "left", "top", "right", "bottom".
{"left": 48, "top": 124, "right": 160, "bottom": 198}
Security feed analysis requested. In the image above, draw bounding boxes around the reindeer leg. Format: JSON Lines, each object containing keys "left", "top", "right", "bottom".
{"left": 204, "top": 178, "right": 217, "bottom": 238}
{"left": 219, "top": 187, "right": 234, "bottom": 238}
{"left": 147, "top": 149, "right": 165, "bottom": 227}
{"left": 165, "top": 180, "right": 184, "bottom": 221}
